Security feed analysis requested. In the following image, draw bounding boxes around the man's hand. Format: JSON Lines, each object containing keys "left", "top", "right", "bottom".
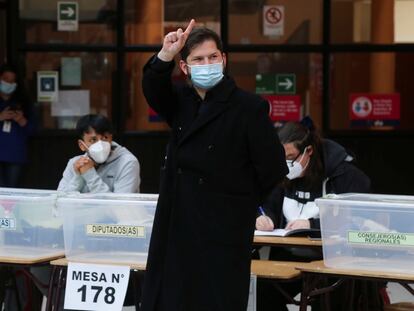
{"left": 157, "top": 19, "right": 196, "bottom": 62}
{"left": 74, "top": 156, "right": 95, "bottom": 174}
{"left": 285, "top": 219, "right": 310, "bottom": 230}
{"left": 0, "top": 107, "right": 16, "bottom": 121}
{"left": 13, "top": 110, "right": 27, "bottom": 127}
{"left": 256, "top": 215, "right": 275, "bottom": 231}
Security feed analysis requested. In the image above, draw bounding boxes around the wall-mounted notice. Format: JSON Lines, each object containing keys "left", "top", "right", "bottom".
{"left": 37, "top": 71, "right": 59, "bottom": 102}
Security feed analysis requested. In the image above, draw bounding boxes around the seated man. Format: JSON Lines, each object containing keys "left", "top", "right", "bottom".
{"left": 58, "top": 114, "right": 140, "bottom": 193}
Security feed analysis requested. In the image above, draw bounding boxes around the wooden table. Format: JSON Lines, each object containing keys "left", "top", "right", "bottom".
{"left": 0, "top": 253, "right": 64, "bottom": 265}
{"left": 46, "top": 258, "right": 304, "bottom": 311}
{"left": 0, "top": 252, "right": 64, "bottom": 311}
{"left": 296, "top": 260, "right": 414, "bottom": 311}
{"left": 253, "top": 235, "right": 322, "bottom": 248}
{"left": 251, "top": 259, "right": 304, "bottom": 306}
{"left": 251, "top": 260, "right": 301, "bottom": 280}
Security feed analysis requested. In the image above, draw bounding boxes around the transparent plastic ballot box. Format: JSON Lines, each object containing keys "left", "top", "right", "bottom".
{"left": 0, "top": 187, "right": 64, "bottom": 258}
{"left": 316, "top": 193, "right": 414, "bottom": 274}
{"left": 57, "top": 193, "right": 158, "bottom": 264}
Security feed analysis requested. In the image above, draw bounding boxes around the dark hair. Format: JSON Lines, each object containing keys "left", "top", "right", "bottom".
{"left": 278, "top": 121, "right": 324, "bottom": 189}
{"left": 76, "top": 114, "right": 113, "bottom": 140}
{"left": 0, "top": 63, "right": 31, "bottom": 113}
{"left": 0, "top": 64, "right": 17, "bottom": 76}
{"left": 180, "top": 27, "right": 223, "bottom": 61}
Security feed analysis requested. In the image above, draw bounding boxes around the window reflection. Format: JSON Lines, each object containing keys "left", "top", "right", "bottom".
{"left": 228, "top": 53, "right": 323, "bottom": 127}
{"left": 229, "top": 0, "right": 323, "bottom": 44}
{"left": 24, "top": 52, "right": 115, "bottom": 129}
{"left": 330, "top": 53, "right": 414, "bottom": 130}
{"left": 125, "top": 53, "right": 170, "bottom": 131}
{"left": 0, "top": 9, "right": 6, "bottom": 63}
{"left": 125, "top": 0, "right": 220, "bottom": 45}
{"left": 20, "top": 0, "right": 117, "bottom": 44}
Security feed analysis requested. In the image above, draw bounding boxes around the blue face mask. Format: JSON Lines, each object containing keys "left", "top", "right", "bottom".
{"left": 187, "top": 62, "right": 224, "bottom": 90}
{"left": 0, "top": 80, "right": 17, "bottom": 95}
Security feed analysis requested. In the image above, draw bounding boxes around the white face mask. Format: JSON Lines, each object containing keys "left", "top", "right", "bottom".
{"left": 286, "top": 147, "right": 309, "bottom": 180}
{"left": 83, "top": 140, "right": 111, "bottom": 164}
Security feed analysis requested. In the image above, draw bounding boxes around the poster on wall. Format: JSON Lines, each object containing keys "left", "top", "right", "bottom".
{"left": 349, "top": 93, "right": 400, "bottom": 127}
{"left": 51, "top": 90, "right": 90, "bottom": 117}
{"left": 263, "top": 5, "right": 284, "bottom": 37}
{"left": 263, "top": 95, "right": 301, "bottom": 123}
{"left": 37, "top": 71, "right": 59, "bottom": 102}
{"left": 61, "top": 57, "right": 82, "bottom": 86}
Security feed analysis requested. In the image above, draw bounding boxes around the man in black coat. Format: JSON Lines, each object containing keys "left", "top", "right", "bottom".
{"left": 141, "top": 19, "right": 288, "bottom": 311}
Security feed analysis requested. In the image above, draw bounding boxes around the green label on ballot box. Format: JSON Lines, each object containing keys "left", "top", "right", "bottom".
{"left": 348, "top": 231, "right": 414, "bottom": 247}
{"left": 86, "top": 224, "right": 145, "bottom": 238}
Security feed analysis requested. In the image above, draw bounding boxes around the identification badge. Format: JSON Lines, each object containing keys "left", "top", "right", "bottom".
{"left": 2, "top": 121, "right": 11, "bottom": 133}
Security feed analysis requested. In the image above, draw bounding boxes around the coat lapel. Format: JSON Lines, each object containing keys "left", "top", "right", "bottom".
{"left": 178, "top": 77, "right": 236, "bottom": 146}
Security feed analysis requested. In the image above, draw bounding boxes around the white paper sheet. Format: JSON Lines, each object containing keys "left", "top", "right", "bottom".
{"left": 254, "top": 229, "right": 290, "bottom": 237}
{"left": 51, "top": 90, "right": 90, "bottom": 116}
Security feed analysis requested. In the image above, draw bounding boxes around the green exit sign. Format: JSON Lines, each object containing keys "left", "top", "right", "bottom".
{"left": 276, "top": 74, "right": 296, "bottom": 94}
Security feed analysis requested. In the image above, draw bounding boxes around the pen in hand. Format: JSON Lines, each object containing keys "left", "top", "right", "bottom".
{"left": 256, "top": 206, "right": 274, "bottom": 231}
{"left": 259, "top": 206, "right": 267, "bottom": 217}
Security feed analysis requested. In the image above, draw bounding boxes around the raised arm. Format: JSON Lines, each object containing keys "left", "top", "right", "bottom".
{"left": 142, "top": 19, "right": 196, "bottom": 126}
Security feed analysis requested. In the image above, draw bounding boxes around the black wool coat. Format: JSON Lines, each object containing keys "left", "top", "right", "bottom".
{"left": 141, "top": 56, "right": 288, "bottom": 311}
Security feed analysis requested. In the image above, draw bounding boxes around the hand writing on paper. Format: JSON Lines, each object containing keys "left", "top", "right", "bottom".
{"left": 256, "top": 215, "right": 275, "bottom": 231}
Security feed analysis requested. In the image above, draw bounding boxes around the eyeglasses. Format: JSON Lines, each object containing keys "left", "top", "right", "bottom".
{"left": 286, "top": 153, "right": 301, "bottom": 167}
{"left": 286, "top": 146, "right": 309, "bottom": 167}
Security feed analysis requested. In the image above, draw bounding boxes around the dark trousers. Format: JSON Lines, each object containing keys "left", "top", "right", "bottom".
{"left": 0, "top": 162, "right": 24, "bottom": 188}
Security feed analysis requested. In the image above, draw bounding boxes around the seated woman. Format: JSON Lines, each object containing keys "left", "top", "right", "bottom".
{"left": 256, "top": 120, "right": 370, "bottom": 234}
{"left": 255, "top": 120, "right": 384, "bottom": 311}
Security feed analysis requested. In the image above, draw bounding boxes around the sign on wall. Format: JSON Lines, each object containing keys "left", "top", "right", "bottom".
{"left": 349, "top": 93, "right": 400, "bottom": 127}
{"left": 37, "top": 71, "right": 59, "bottom": 102}
{"left": 58, "top": 1, "right": 79, "bottom": 31}
{"left": 263, "top": 5, "right": 284, "bottom": 37}
{"left": 276, "top": 74, "right": 296, "bottom": 94}
{"left": 263, "top": 95, "right": 301, "bottom": 122}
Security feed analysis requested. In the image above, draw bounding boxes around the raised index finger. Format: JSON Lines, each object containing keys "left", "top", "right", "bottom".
{"left": 184, "top": 19, "right": 195, "bottom": 35}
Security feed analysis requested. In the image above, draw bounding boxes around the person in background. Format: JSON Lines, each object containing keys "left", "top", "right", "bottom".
{"left": 58, "top": 114, "right": 140, "bottom": 193}
{"left": 141, "top": 19, "right": 287, "bottom": 311}
{"left": 256, "top": 119, "right": 370, "bottom": 233}
{"left": 0, "top": 64, "right": 35, "bottom": 188}
{"left": 255, "top": 119, "right": 385, "bottom": 311}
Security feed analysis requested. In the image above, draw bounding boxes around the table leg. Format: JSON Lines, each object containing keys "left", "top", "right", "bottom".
{"left": 45, "top": 266, "right": 57, "bottom": 311}
{"left": 11, "top": 271, "right": 22, "bottom": 311}
{"left": 53, "top": 267, "right": 66, "bottom": 310}
{"left": 132, "top": 271, "right": 142, "bottom": 311}
{"left": 299, "top": 274, "right": 317, "bottom": 311}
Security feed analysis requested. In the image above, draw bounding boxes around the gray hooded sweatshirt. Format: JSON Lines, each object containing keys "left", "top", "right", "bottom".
{"left": 57, "top": 141, "right": 140, "bottom": 193}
